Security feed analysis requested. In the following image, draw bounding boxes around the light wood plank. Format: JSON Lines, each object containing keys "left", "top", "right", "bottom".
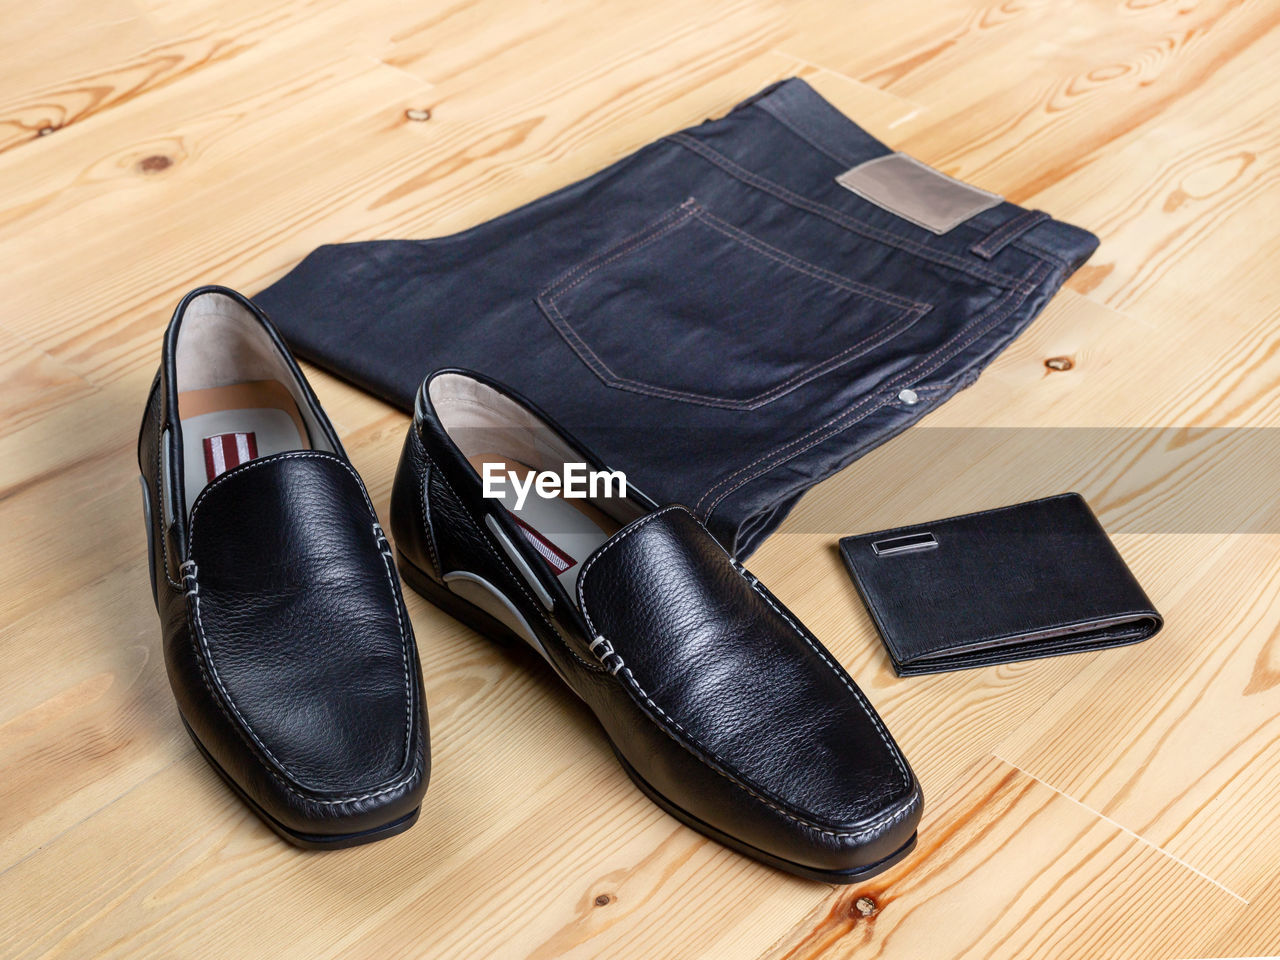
{"left": 996, "top": 532, "right": 1280, "bottom": 900}
{"left": 1, "top": 0, "right": 1277, "bottom": 956}
{"left": 756, "top": 757, "right": 1245, "bottom": 960}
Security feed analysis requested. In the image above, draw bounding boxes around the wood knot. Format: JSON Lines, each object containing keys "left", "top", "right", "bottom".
{"left": 593, "top": 893, "right": 614, "bottom": 907}
{"left": 1044, "top": 356, "right": 1074, "bottom": 372}
{"left": 138, "top": 155, "right": 173, "bottom": 173}
{"left": 405, "top": 107, "right": 432, "bottom": 122}
{"left": 853, "top": 896, "right": 877, "bottom": 917}
{"left": 37, "top": 125, "right": 57, "bottom": 137}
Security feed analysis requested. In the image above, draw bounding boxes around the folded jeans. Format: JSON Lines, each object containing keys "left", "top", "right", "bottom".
{"left": 256, "top": 77, "right": 1099, "bottom": 557}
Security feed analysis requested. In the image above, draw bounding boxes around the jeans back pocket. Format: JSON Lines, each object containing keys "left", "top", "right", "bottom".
{"left": 537, "top": 199, "right": 932, "bottom": 410}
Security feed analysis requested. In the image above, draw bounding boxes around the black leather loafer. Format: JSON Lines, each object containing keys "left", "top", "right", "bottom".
{"left": 138, "top": 286, "right": 429, "bottom": 848}
{"left": 390, "top": 369, "right": 922, "bottom": 881}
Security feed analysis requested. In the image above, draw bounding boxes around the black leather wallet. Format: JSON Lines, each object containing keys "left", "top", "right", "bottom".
{"left": 839, "top": 493, "right": 1163, "bottom": 676}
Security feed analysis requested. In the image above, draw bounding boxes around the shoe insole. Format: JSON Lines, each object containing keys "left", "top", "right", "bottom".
{"left": 468, "top": 455, "right": 619, "bottom": 597}
{"left": 178, "top": 380, "right": 309, "bottom": 514}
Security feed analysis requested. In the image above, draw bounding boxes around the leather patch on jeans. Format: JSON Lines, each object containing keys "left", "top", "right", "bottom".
{"left": 836, "top": 152, "right": 1002, "bottom": 235}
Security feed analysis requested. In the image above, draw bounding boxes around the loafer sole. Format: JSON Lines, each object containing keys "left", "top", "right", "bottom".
{"left": 180, "top": 716, "right": 420, "bottom": 849}
{"left": 397, "top": 551, "right": 915, "bottom": 882}
{"left": 611, "top": 743, "right": 917, "bottom": 883}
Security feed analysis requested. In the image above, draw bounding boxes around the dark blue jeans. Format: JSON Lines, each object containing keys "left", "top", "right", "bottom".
{"left": 256, "top": 78, "right": 1098, "bottom": 557}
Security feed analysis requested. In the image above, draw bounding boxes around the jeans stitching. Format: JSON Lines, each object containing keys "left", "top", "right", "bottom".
{"left": 546, "top": 294, "right": 926, "bottom": 411}
{"left": 541, "top": 199, "right": 699, "bottom": 299}
{"left": 540, "top": 201, "right": 934, "bottom": 410}
{"left": 541, "top": 296, "right": 619, "bottom": 387}
{"left": 698, "top": 263, "right": 1045, "bottom": 518}
{"left": 697, "top": 265, "right": 1042, "bottom": 517}
{"left": 1012, "top": 236, "right": 1072, "bottom": 268}
{"left": 693, "top": 206, "right": 927, "bottom": 311}
{"left": 756, "top": 98, "right": 860, "bottom": 167}
{"left": 972, "top": 210, "right": 1050, "bottom": 259}
{"left": 696, "top": 262, "right": 1050, "bottom": 519}
{"left": 669, "top": 132, "right": 1022, "bottom": 289}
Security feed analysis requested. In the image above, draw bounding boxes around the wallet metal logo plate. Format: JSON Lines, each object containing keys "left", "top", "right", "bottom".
{"left": 871, "top": 532, "right": 938, "bottom": 556}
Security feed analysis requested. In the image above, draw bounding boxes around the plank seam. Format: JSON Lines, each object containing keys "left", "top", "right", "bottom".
{"left": 992, "top": 752, "right": 1250, "bottom": 905}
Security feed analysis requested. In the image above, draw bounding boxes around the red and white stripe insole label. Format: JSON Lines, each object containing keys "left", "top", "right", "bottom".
{"left": 202, "top": 432, "right": 259, "bottom": 482}
{"left": 511, "top": 514, "right": 576, "bottom": 574}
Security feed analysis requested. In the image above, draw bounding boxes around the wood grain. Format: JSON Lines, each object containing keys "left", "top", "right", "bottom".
{"left": 2, "top": 0, "right": 1277, "bottom": 957}
{"left": 758, "top": 757, "right": 1245, "bottom": 960}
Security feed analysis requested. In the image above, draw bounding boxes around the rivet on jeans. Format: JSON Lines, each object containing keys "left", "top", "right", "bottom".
{"left": 897, "top": 388, "right": 919, "bottom": 405}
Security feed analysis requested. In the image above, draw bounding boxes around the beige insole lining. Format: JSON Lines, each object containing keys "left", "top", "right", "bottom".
{"left": 177, "top": 380, "right": 310, "bottom": 513}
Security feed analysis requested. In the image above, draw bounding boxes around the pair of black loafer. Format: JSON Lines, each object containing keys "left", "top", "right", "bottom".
{"left": 139, "top": 285, "right": 922, "bottom": 879}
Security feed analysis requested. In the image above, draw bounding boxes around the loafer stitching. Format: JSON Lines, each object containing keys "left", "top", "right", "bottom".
{"left": 184, "top": 564, "right": 419, "bottom": 805}
{"left": 139, "top": 371, "right": 183, "bottom": 592}
{"left": 617, "top": 660, "right": 919, "bottom": 839}
{"left": 577, "top": 505, "right": 916, "bottom": 837}
{"left": 419, "top": 458, "right": 441, "bottom": 577}
{"left": 155, "top": 428, "right": 182, "bottom": 591}
{"left": 371, "top": 520, "right": 417, "bottom": 780}
{"left": 575, "top": 505, "right": 687, "bottom": 611}
{"left": 184, "top": 451, "right": 418, "bottom": 804}
{"left": 747, "top": 579, "right": 910, "bottom": 790}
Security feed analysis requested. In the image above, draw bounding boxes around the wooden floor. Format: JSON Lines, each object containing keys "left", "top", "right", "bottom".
{"left": 2, "top": 1, "right": 1278, "bottom": 957}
